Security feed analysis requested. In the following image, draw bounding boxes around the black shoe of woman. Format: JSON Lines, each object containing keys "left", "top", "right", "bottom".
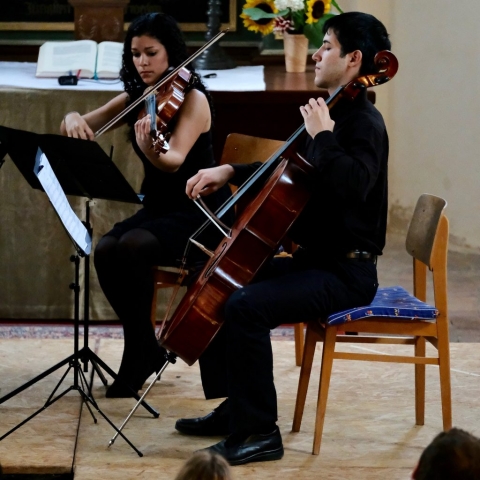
{"left": 105, "top": 346, "right": 168, "bottom": 398}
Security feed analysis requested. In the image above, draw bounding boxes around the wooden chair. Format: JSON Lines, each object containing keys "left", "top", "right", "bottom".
{"left": 151, "top": 266, "right": 190, "bottom": 336}
{"left": 292, "top": 193, "right": 452, "bottom": 455}
{"left": 151, "top": 133, "right": 305, "bottom": 365}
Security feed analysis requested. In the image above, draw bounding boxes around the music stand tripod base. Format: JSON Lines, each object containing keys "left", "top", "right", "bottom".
{"left": 0, "top": 252, "right": 145, "bottom": 456}
{"left": 0, "top": 126, "right": 163, "bottom": 456}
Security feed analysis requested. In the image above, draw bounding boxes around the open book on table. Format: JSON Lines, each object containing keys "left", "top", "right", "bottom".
{"left": 36, "top": 40, "right": 123, "bottom": 79}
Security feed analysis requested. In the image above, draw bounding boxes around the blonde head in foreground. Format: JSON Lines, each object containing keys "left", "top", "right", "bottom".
{"left": 174, "top": 450, "right": 232, "bottom": 480}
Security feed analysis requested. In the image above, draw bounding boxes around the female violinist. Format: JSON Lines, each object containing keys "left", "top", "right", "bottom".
{"left": 60, "top": 13, "right": 233, "bottom": 398}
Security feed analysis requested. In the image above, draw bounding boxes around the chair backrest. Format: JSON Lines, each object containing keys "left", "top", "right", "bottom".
{"left": 218, "top": 133, "right": 298, "bottom": 255}
{"left": 405, "top": 193, "right": 448, "bottom": 313}
{"left": 219, "top": 133, "right": 284, "bottom": 192}
{"left": 219, "top": 132, "right": 284, "bottom": 165}
{"left": 405, "top": 194, "right": 447, "bottom": 268}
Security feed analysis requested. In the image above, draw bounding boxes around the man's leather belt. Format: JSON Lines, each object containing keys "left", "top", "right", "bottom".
{"left": 345, "top": 250, "right": 376, "bottom": 261}
{"left": 294, "top": 246, "right": 377, "bottom": 263}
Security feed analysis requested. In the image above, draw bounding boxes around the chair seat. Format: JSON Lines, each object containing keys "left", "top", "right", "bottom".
{"left": 326, "top": 286, "right": 439, "bottom": 326}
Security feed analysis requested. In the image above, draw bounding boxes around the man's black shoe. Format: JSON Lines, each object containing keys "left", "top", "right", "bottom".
{"left": 205, "top": 427, "right": 284, "bottom": 466}
{"left": 175, "top": 401, "right": 230, "bottom": 436}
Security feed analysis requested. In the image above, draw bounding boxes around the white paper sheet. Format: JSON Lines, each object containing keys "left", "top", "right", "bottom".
{"left": 34, "top": 148, "right": 92, "bottom": 255}
{"left": 0, "top": 62, "right": 266, "bottom": 92}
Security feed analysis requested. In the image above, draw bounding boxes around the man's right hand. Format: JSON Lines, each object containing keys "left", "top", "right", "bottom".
{"left": 186, "top": 164, "right": 235, "bottom": 199}
{"left": 300, "top": 97, "right": 335, "bottom": 139}
{"left": 63, "top": 112, "right": 95, "bottom": 140}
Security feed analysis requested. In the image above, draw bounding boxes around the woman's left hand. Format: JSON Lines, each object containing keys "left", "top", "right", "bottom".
{"left": 134, "top": 114, "right": 154, "bottom": 153}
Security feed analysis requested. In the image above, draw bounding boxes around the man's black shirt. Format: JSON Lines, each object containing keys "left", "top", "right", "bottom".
{"left": 230, "top": 89, "right": 389, "bottom": 257}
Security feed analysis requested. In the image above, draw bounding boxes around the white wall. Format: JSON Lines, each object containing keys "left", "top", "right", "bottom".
{"left": 340, "top": 0, "right": 480, "bottom": 252}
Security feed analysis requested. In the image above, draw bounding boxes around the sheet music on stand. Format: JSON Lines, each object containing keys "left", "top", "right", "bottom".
{"left": 34, "top": 147, "right": 91, "bottom": 255}
{"left": 0, "top": 126, "right": 156, "bottom": 455}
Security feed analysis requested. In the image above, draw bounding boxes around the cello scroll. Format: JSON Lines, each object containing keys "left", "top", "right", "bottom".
{"left": 341, "top": 50, "right": 399, "bottom": 101}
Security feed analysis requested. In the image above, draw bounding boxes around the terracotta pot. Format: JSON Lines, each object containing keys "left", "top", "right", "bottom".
{"left": 283, "top": 32, "right": 309, "bottom": 73}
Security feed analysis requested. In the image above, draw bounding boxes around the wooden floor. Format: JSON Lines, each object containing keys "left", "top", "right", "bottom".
{"left": 1, "top": 337, "right": 480, "bottom": 479}
{"left": 1, "top": 232, "right": 479, "bottom": 478}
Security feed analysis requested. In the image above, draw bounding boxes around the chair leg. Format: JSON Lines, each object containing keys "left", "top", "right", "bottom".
{"left": 312, "top": 326, "right": 336, "bottom": 455}
{"left": 150, "top": 284, "right": 158, "bottom": 331}
{"left": 294, "top": 323, "right": 305, "bottom": 366}
{"left": 437, "top": 324, "right": 453, "bottom": 430}
{"left": 292, "top": 325, "right": 319, "bottom": 432}
{"left": 414, "top": 336, "right": 426, "bottom": 425}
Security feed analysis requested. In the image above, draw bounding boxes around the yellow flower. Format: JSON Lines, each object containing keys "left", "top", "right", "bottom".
{"left": 306, "top": 0, "right": 331, "bottom": 24}
{"left": 241, "top": 0, "right": 278, "bottom": 35}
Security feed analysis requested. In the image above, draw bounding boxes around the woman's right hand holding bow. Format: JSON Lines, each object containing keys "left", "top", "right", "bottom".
{"left": 62, "top": 111, "right": 95, "bottom": 141}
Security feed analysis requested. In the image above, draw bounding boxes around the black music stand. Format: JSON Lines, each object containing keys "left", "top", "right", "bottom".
{"left": 0, "top": 126, "right": 158, "bottom": 456}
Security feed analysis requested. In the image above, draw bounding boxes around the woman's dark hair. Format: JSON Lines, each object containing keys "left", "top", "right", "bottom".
{"left": 323, "top": 12, "right": 391, "bottom": 75}
{"left": 120, "top": 12, "right": 213, "bottom": 126}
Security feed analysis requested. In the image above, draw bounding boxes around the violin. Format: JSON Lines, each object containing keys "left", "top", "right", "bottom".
{"left": 141, "top": 67, "right": 192, "bottom": 155}
{"left": 93, "top": 29, "right": 228, "bottom": 139}
{"left": 159, "top": 50, "right": 399, "bottom": 366}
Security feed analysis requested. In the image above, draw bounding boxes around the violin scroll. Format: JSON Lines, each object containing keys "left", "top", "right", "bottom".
{"left": 152, "top": 132, "right": 171, "bottom": 155}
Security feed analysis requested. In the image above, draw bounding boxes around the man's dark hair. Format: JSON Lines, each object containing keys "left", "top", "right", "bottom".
{"left": 323, "top": 12, "right": 391, "bottom": 75}
{"left": 413, "top": 428, "right": 480, "bottom": 480}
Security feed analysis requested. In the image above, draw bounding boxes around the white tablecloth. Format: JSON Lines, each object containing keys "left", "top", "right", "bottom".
{"left": 0, "top": 62, "right": 266, "bottom": 92}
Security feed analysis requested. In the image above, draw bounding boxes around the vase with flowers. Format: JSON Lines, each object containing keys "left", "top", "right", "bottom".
{"left": 241, "top": 0, "right": 343, "bottom": 72}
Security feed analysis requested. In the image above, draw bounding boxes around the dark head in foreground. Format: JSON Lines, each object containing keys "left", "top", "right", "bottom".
{"left": 412, "top": 428, "right": 480, "bottom": 480}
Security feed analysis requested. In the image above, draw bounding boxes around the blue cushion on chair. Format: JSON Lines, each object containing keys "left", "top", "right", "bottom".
{"left": 326, "top": 286, "right": 439, "bottom": 326}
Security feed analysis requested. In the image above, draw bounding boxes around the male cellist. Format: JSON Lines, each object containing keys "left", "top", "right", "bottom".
{"left": 177, "top": 11, "right": 392, "bottom": 465}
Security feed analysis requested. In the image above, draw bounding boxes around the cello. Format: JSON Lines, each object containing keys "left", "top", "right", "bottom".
{"left": 160, "top": 50, "right": 399, "bottom": 366}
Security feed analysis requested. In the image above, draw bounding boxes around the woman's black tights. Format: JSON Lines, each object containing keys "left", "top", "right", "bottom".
{"left": 94, "top": 228, "right": 169, "bottom": 397}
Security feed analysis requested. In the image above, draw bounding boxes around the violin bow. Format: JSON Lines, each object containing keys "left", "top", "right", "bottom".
{"left": 95, "top": 28, "right": 230, "bottom": 138}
